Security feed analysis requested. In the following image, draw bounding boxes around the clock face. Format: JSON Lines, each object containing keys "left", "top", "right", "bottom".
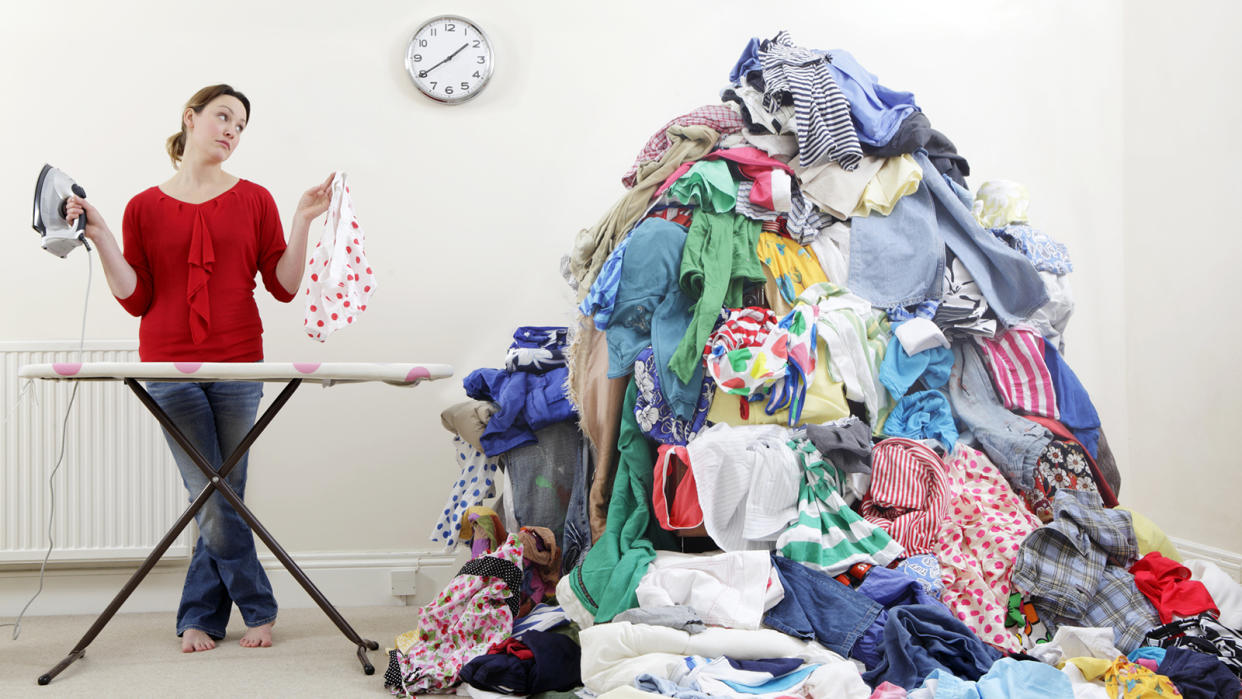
{"left": 405, "top": 15, "right": 494, "bottom": 104}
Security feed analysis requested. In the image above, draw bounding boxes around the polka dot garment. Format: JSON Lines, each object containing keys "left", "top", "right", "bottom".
{"left": 303, "top": 171, "right": 377, "bottom": 341}
{"left": 935, "top": 444, "right": 1043, "bottom": 653}
{"left": 430, "top": 436, "right": 500, "bottom": 549}
{"left": 385, "top": 534, "right": 524, "bottom": 696}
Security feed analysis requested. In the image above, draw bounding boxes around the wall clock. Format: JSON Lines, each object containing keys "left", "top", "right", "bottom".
{"left": 404, "top": 15, "right": 494, "bottom": 104}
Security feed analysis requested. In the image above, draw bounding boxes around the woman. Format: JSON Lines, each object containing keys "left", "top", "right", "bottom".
{"left": 66, "top": 84, "right": 331, "bottom": 653}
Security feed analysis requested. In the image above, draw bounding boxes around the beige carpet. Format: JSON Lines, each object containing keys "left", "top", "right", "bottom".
{"left": 0, "top": 606, "right": 421, "bottom": 698}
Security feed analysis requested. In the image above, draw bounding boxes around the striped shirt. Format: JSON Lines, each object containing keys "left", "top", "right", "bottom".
{"left": 776, "top": 438, "right": 905, "bottom": 575}
{"left": 861, "top": 438, "right": 948, "bottom": 556}
{"left": 976, "top": 326, "right": 1060, "bottom": 419}
{"left": 785, "top": 183, "right": 839, "bottom": 245}
{"left": 759, "top": 31, "right": 862, "bottom": 171}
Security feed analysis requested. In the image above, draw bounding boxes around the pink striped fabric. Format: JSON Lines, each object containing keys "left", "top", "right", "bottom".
{"left": 976, "top": 326, "right": 1060, "bottom": 419}
{"left": 861, "top": 438, "right": 948, "bottom": 555}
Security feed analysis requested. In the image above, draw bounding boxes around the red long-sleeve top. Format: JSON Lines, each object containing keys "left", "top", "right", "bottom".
{"left": 116, "top": 179, "right": 296, "bottom": 361}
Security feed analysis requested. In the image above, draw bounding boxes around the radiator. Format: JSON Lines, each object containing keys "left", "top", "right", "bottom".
{"left": 1, "top": 340, "right": 192, "bottom": 564}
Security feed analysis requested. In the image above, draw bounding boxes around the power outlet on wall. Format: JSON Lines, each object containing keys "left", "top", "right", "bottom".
{"left": 390, "top": 569, "right": 417, "bottom": 597}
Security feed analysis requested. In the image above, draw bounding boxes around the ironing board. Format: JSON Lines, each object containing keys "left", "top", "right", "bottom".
{"left": 16, "top": 361, "right": 453, "bottom": 686}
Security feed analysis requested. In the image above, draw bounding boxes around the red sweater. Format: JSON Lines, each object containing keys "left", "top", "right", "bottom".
{"left": 116, "top": 179, "right": 296, "bottom": 361}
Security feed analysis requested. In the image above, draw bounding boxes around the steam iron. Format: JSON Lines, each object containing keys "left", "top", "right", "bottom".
{"left": 32, "top": 164, "right": 91, "bottom": 258}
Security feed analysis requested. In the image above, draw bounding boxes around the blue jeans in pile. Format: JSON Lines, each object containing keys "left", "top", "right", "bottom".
{"left": 145, "top": 380, "right": 277, "bottom": 639}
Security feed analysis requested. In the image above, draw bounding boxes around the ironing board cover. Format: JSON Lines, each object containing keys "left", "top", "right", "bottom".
{"left": 18, "top": 361, "right": 453, "bottom": 387}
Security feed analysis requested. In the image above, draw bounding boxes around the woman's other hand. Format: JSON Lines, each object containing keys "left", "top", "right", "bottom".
{"left": 293, "top": 172, "right": 334, "bottom": 225}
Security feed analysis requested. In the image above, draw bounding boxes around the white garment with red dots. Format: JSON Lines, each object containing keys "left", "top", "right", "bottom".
{"left": 304, "top": 172, "right": 377, "bottom": 341}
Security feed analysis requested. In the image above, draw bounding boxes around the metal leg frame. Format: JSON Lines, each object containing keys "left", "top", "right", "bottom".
{"left": 38, "top": 378, "right": 378, "bottom": 685}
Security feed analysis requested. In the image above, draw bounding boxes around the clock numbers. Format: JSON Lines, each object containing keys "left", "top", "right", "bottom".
{"left": 406, "top": 15, "right": 493, "bottom": 104}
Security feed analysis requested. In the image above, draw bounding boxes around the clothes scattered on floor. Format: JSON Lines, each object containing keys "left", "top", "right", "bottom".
{"left": 385, "top": 535, "right": 524, "bottom": 695}
{"left": 400, "top": 30, "right": 1240, "bottom": 699}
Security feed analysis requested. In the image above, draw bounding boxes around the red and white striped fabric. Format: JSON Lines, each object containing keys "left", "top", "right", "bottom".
{"left": 645, "top": 206, "right": 695, "bottom": 228}
{"left": 861, "top": 438, "right": 948, "bottom": 555}
{"left": 708, "top": 307, "right": 778, "bottom": 355}
{"left": 975, "top": 325, "right": 1060, "bottom": 419}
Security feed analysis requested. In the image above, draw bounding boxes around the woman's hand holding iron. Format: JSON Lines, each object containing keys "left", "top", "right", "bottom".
{"left": 65, "top": 195, "right": 112, "bottom": 246}
{"left": 65, "top": 195, "right": 137, "bottom": 299}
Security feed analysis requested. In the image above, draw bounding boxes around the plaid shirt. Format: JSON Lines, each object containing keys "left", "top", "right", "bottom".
{"left": 1010, "top": 489, "right": 1160, "bottom": 652}
{"left": 621, "top": 105, "right": 745, "bottom": 188}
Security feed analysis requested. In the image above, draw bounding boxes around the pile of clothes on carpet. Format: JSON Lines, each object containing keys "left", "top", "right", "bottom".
{"left": 385, "top": 31, "right": 1242, "bottom": 699}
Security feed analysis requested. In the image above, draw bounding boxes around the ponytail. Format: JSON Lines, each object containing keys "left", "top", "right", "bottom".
{"left": 165, "top": 130, "right": 187, "bottom": 169}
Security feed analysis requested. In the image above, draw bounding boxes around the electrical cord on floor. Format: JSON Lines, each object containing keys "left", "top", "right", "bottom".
{"left": 1, "top": 247, "right": 92, "bottom": 640}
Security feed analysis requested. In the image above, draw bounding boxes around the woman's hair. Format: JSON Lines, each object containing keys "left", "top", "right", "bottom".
{"left": 165, "top": 84, "right": 251, "bottom": 169}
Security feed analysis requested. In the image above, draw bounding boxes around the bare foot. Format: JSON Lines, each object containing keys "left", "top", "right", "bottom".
{"left": 239, "top": 621, "right": 274, "bottom": 648}
{"left": 181, "top": 629, "right": 216, "bottom": 653}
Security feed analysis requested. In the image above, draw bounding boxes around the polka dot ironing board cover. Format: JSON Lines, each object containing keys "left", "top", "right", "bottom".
{"left": 18, "top": 362, "right": 454, "bottom": 386}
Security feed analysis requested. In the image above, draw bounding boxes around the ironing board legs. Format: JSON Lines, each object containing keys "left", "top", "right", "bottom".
{"left": 38, "top": 378, "right": 377, "bottom": 685}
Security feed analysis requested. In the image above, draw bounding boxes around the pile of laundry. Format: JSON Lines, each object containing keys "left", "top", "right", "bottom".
{"left": 387, "top": 325, "right": 594, "bottom": 695}
{"left": 388, "top": 32, "right": 1242, "bottom": 698}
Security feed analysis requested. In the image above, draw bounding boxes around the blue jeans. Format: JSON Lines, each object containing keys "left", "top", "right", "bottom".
{"left": 848, "top": 151, "right": 1048, "bottom": 326}
{"left": 145, "top": 380, "right": 277, "bottom": 639}
{"left": 763, "top": 554, "right": 882, "bottom": 657}
{"left": 946, "top": 342, "right": 1051, "bottom": 491}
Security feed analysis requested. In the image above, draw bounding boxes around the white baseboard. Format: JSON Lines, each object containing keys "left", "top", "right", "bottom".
{"left": 1171, "top": 537, "right": 1242, "bottom": 581}
{"left": 4, "top": 538, "right": 1237, "bottom": 623}
{"left": 0, "top": 549, "right": 467, "bottom": 619}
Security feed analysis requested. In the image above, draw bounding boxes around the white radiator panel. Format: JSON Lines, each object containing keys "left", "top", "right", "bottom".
{"left": 1, "top": 341, "right": 191, "bottom": 564}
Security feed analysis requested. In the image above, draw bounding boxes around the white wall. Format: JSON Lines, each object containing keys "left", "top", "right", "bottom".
{"left": 1123, "top": 1, "right": 1242, "bottom": 552}
{"left": 6, "top": 0, "right": 1205, "bottom": 610}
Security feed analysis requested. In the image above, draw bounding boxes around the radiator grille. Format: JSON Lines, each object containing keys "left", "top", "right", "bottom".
{"left": 1, "top": 341, "right": 191, "bottom": 564}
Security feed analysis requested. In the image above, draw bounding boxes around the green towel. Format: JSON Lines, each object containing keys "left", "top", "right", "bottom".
{"left": 567, "top": 379, "right": 675, "bottom": 622}
{"left": 669, "top": 211, "right": 765, "bottom": 383}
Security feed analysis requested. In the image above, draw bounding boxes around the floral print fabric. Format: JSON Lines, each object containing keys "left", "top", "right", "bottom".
{"left": 632, "top": 346, "right": 713, "bottom": 445}
{"left": 1024, "top": 439, "right": 1100, "bottom": 523}
{"left": 385, "top": 535, "right": 524, "bottom": 696}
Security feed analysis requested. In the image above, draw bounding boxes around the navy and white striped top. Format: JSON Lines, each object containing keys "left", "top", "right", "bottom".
{"left": 759, "top": 31, "right": 863, "bottom": 171}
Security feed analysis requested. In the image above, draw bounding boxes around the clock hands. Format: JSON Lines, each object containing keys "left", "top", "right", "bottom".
{"left": 417, "top": 43, "right": 470, "bottom": 78}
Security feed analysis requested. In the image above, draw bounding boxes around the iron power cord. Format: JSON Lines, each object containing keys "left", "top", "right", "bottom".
{"left": 1, "top": 246, "right": 92, "bottom": 639}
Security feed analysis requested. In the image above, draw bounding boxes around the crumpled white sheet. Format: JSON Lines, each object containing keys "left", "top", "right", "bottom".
{"left": 577, "top": 620, "right": 869, "bottom": 697}
{"left": 634, "top": 550, "right": 783, "bottom": 630}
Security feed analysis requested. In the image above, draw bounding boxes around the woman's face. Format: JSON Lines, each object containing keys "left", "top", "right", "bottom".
{"left": 185, "top": 95, "right": 247, "bottom": 163}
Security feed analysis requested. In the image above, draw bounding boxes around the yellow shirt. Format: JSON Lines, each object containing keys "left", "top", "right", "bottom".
{"left": 853, "top": 154, "right": 922, "bottom": 217}
{"left": 756, "top": 232, "right": 829, "bottom": 309}
{"left": 1117, "top": 507, "right": 1182, "bottom": 562}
